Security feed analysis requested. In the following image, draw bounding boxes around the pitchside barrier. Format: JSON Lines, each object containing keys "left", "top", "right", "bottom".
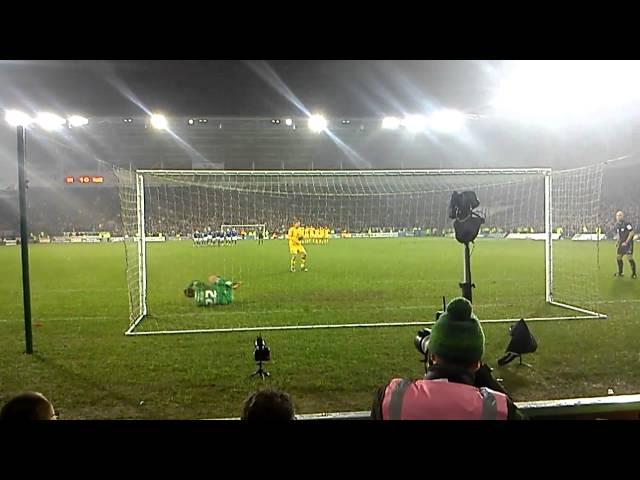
{"left": 213, "top": 393, "right": 640, "bottom": 420}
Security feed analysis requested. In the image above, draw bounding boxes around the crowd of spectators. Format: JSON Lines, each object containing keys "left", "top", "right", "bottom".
{"left": 0, "top": 166, "right": 637, "bottom": 240}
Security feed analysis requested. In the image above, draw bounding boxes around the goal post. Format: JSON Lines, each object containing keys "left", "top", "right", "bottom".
{"left": 115, "top": 166, "right": 607, "bottom": 336}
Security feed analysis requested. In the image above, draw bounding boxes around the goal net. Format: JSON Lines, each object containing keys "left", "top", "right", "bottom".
{"left": 114, "top": 166, "right": 606, "bottom": 336}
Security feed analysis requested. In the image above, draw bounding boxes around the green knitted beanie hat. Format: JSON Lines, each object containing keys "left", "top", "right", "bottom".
{"left": 428, "top": 297, "right": 485, "bottom": 364}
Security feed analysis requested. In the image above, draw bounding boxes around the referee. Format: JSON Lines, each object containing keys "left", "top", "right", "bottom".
{"left": 614, "top": 210, "right": 636, "bottom": 279}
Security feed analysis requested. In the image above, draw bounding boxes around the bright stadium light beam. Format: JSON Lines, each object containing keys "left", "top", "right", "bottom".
{"left": 308, "top": 114, "right": 328, "bottom": 133}
{"left": 426, "top": 109, "right": 466, "bottom": 133}
{"left": 35, "top": 112, "right": 66, "bottom": 131}
{"left": 5, "top": 110, "right": 33, "bottom": 127}
{"left": 382, "top": 116, "right": 401, "bottom": 130}
{"left": 150, "top": 113, "right": 168, "bottom": 130}
{"left": 402, "top": 114, "right": 427, "bottom": 133}
{"left": 491, "top": 60, "right": 640, "bottom": 123}
{"left": 67, "top": 115, "right": 89, "bottom": 127}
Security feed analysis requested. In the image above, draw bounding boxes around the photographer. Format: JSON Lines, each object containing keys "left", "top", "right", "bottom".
{"left": 371, "top": 297, "right": 525, "bottom": 420}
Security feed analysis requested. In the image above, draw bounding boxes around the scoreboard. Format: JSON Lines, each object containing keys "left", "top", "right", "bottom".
{"left": 65, "top": 176, "right": 105, "bottom": 185}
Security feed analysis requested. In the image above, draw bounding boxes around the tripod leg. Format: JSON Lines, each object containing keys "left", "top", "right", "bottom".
{"left": 517, "top": 355, "right": 533, "bottom": 368}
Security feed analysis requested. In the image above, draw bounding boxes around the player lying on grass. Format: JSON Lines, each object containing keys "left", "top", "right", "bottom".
{"left": 183, "top": 275, "right": 240, "bottom": 306}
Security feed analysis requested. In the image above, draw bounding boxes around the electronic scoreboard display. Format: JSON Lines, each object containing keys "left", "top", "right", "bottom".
{"left": 65, "top": 176, "right": 105, "bottom": 185}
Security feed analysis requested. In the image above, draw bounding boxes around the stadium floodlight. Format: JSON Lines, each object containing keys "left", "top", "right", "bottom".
{"left": 308, "top": 114, "right": 328, "bottom": 133}
{"left": 35, "top": 112, "right": 66, "bottom": 131}
{"left": 426, "top": 109, "right": 466, "bottom": 133}
{"left": 150, "top": 113, "right": 168, "bottom": 130}
{"left": 67, "top": 115, "right": 89, "bottom": 128}
{"left": 187, "top": 119, "right": 195, "bottom": 125}
{"left": 285, "top": 118, "right": 293, "bottom": 126}
{"left": 5, "top": 110, "right": 33, "bottom": 127}
{"left": 402, "top": 114, "right": 427, "bottom": 133}
{"left": 382, "top": 116, "right": 400, "bottom": 130}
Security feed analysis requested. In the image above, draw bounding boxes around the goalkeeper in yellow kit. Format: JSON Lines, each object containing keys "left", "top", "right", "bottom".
{"left": 288, "top": 220, "right": 308, "bottom": 272}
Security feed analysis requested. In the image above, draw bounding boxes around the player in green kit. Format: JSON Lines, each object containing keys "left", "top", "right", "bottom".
{"left": 183, "top": 275, "right": 240, "bottom": 306}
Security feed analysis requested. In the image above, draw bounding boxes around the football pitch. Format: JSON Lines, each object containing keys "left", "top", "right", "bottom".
{"left": 0, "top": 238, "right": 639, "bottom": 419}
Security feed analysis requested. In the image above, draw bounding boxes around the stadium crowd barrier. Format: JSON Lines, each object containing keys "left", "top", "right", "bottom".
{"left": 214, "top": 394, "right": 640, "bottom": 420}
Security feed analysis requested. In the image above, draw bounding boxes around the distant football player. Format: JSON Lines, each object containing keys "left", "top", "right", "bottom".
{"left": 288, "top": 220, "right": 307, "bottom": 272}
{"left": 183, "top": 275, "right": 240, "bottom": 306}
{"left": 614, "top": 210, "right": 636, "bottom": 279}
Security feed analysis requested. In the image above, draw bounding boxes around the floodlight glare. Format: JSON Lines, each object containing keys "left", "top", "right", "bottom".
{"left": 150, "top": 113, "right": 168, "bottom": 130}
{"left": 426, "top": 109, "right": 466, "bottom": 133}
{"left": 308, "top": 114, "right": 328, "bottom": 133}
{"left": 67, "top": 115, "right": 89, "bottom": 127}
{"left": 491, "top": 60, "right": 640, "bottom": 122}
{"left": 382, "top": 116, "right": 400, "bottom": 130}
{"left": 187, "top": 119, "right": 195, "bottom": 125}
{"left": 285, "top": 118, "right": 293, "bottom": 126}
{"left": 35, "top": 112, "right": 66, "bottom": 131}
{"left": 5, "top": 110, "right": 33, "bottom": 127}
{"left": 402, "top": 114, "right": 427, "bottom": 133}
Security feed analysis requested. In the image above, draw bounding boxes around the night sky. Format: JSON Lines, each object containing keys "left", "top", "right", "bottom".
{"left": 0, "top": 60, "right": 502, "bottom": 117}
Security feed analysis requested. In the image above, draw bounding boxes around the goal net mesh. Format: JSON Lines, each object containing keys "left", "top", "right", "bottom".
{"left": 115, "top": 166, "right": 603, "bottom": 334}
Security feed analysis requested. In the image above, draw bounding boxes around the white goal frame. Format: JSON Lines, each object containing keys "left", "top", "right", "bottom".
{"left": 124, "top": 168, "right": 607, "bottom": 336}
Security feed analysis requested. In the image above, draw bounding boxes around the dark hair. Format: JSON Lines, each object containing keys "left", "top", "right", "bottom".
{"left": 0, "top": 392, "right": 55, "bottom": 420}
{"left": 242, "top": 389, "right": 294, "bottom": 421}
{"left": 184, "top": 287, "right": 195, "bottom": 298}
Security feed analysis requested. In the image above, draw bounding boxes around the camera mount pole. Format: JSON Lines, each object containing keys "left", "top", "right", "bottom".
{"left": 459, "top": 242, "right": 474, "bottom": 303}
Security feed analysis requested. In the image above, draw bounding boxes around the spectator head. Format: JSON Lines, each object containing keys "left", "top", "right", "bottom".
{"left": 242, "top": 388, "right": 295, "bottom": 421}
{"left": 0, "top": 392, "right": 57, "bottom": 420}
{"left": 427, "top": 297, "right": 485, "bottom": 372}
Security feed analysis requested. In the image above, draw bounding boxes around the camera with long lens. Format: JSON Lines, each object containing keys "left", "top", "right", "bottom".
{"left": 414, "top": 328, "right": 431, "bottom": 357}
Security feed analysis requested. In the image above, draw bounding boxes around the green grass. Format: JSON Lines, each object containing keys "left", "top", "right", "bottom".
{"left": 0, "top": 238, "right": 638, "bottom": 419}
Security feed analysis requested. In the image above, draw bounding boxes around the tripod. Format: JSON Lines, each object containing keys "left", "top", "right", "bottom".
{"left": 459, "top": 241, "right": 475, "bottom": 302}
{"left": 251, "top": 360, "right": 270, "bottom": 379}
